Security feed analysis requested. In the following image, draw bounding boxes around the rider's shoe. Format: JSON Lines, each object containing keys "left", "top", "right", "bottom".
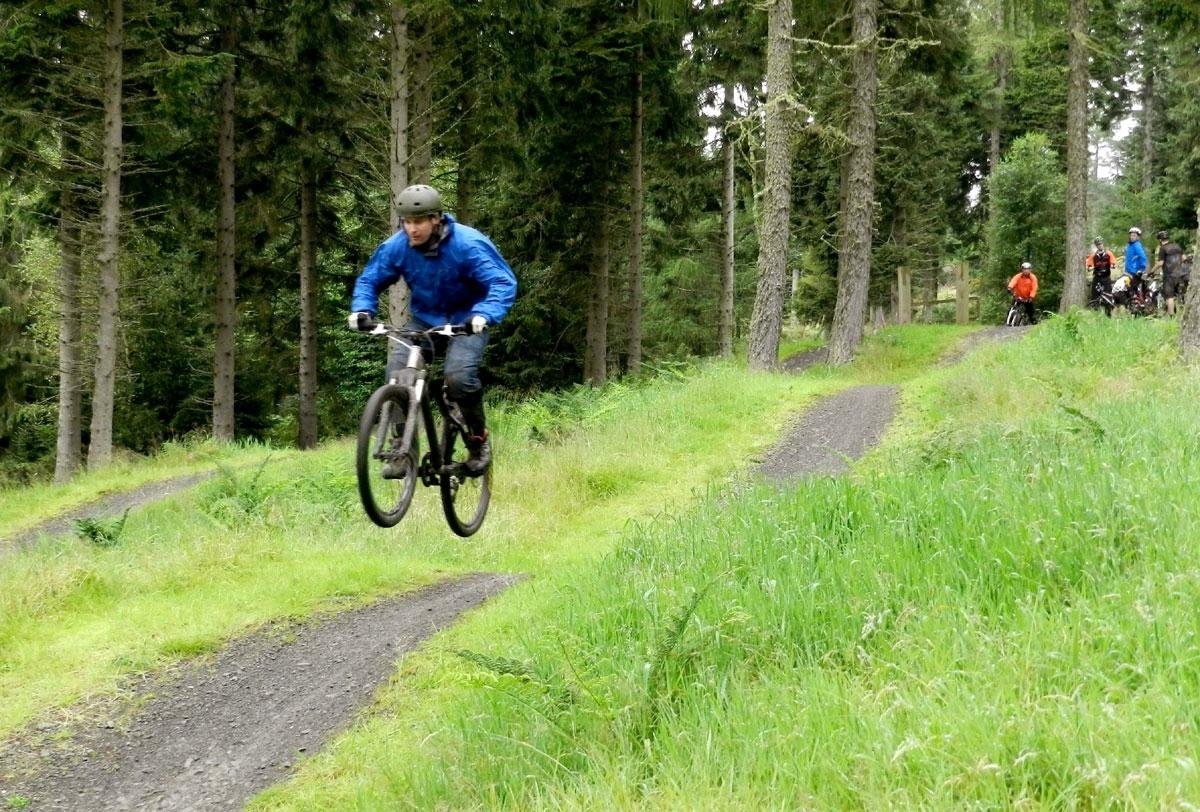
{"left": 381, "top": 459, "right": 408, "bottom": 480}
{"left": 465, "top": 431, "right": 491, "bottom": 475}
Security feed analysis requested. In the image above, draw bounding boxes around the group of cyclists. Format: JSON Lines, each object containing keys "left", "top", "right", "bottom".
{"left": 1008, "top": 226, "right": 1193, "bottom": 322}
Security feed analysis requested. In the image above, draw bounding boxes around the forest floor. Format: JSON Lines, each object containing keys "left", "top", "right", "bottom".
{"left": 0, "top": 327, "right": 1008, "bottom": 810}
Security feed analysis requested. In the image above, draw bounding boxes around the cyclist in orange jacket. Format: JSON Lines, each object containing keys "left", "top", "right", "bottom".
{"left": 1007, "top": 261, "right": 1038, "bottom": 324}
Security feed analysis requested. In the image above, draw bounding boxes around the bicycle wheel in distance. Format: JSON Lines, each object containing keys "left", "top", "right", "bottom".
{"left": 356, "top": 384, "right": 418, "bottom": 527}
{"left": 439, "top": 419, "right": 491, "bottom": 537}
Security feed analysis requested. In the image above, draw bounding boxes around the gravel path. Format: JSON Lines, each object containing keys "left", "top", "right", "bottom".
{"left": 757, "top": 384, "right": 900, "bottom": 480}
{"left": 0, "top": 573, "right": 521, "bottom": 811}
{"left": 935, "top": 324, "right": 1030, "bottom": 366}
{"left": 3, "top": 472, "right": 215, "bottom": 551}
{"left": 0, "top": 329, "right": 1024, "bottom": 808}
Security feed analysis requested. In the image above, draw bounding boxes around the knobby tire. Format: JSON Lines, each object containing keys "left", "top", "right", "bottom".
{"left": 356, "top": 384, "right": 418, "bottom": 528}
{"left": 439, "top": 418, "right": 491, "bottom": 537}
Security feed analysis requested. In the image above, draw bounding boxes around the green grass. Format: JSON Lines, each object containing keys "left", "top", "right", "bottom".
{"left": 0, "top": 323, "right": 1025, "bottom": 805}
{"left": 0, "top": 439, "right": 289, "bottom": 540}
{"left": 239, "top": 314, "right": 1200, "bottom": 809}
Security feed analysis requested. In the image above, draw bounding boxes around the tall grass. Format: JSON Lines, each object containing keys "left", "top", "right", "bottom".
{"left": 252, "top": 315, "right": 1200, "bottom": 808}
{"left": 13, "top": 329, "right": 944, "bottom": 738}
{"left": 0, "top": 438, "right": 287, "bottom": 540}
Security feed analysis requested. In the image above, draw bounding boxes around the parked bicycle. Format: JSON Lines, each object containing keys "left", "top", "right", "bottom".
{"left": 355, "top": 322, "right": 491, "bottom": 536}
{"left": 1112, "top": 273, "right": 1163, "bottom": 317}
{"left": 1088, "top": 276, "right": 1115, "bottom": 317}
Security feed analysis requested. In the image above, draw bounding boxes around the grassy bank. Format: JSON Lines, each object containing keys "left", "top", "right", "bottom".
{"left": 0, "top": 325, "right": 969, "bottom": 744}
{"left": 0, "top": 440, "right": 291, "bottom": 541}
{"left": 251, "top": 314, "right": 1200, "bottom": 808}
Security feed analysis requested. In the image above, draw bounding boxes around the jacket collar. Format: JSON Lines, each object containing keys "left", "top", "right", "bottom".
{"left": 418, "top": 213, "right": 456, "bottom": 258}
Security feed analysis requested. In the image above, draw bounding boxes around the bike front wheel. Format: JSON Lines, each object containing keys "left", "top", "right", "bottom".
{"left": 439, "top": 420, "right": 491, "bottom": 537}
{"left": 356, "top": 384, "right": 419, "bottom": 528}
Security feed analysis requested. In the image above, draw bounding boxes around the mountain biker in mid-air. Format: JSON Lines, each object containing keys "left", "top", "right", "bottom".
{"left": 1125, "top": 226, "right": 1148, "bottom": 301}
{"left": 1007, "top": 261, "right": 1038, "bottom": 324}
{"left": 347, "top": 184, "right": 517, "bottom": 475}
{"left": 1085, "top": 236, "right": 1115, "bottom": 314}
{"left": 1153, "top": 229, "right": 1187, "bottom": 316}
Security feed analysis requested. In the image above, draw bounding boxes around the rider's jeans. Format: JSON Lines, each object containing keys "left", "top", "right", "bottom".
{"left": 387, "top": 318, "right": 489, "bottom": 400}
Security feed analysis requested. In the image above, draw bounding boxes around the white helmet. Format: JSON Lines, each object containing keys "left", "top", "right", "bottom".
{"left": 1129, "top": 226, "right": 1142, "bottom": 236}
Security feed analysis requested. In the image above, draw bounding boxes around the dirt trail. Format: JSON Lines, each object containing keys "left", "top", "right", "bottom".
{"left": 3, "top": 472, "right": 215, "bottom": 551}
{"left": 0, "top": 328, "right": 1023, "bottom": 808}
{"left": 757, "top": 384, "right": 899, "bottom": 479}
{"left": 0, "top": 573, "right": 521, "bottom": 811}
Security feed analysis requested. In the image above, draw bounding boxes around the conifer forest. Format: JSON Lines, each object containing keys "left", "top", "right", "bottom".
{"left": 2, "top": 0, "right": 1198, "bottom": 483}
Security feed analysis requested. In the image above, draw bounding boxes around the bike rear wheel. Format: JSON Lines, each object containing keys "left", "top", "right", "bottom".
{"left": 439, "top": 419, "right": 491, "bottom": 537}
{"left": 356, "top": 384, "right": 419, "bottom": 528}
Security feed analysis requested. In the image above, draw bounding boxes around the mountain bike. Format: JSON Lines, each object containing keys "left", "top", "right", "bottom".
{"left": 1005, "top": 296, "right": 1032, "bottom": 327}
{"left": 356, "top": 322, "right": 491, "bottom": 536}
{"left": 1088, "top": 276, "right": 1115, "bottom": 317}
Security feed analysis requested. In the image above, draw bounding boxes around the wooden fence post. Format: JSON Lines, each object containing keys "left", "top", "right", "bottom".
{"left": 897, "top": 266, "right": 912, "bottom": 325}
{"left": 955, "top": 263, "right": 970, "bottom": 324}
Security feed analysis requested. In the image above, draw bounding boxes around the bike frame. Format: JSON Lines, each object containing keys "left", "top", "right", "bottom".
{"left": 375, "top": 325, "right": 470, "bottom": 483}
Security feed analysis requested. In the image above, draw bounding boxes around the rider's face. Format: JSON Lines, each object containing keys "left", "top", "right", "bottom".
{"left": 403, "top": 215, "right": 440, "bottom": 247}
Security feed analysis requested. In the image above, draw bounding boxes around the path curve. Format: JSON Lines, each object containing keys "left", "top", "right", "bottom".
{"left": 757, "top": 384, "right": 900, "bottom": 480}
{"left": 3, "top": 472, "right": 215, "bottom": 550}
{"left": 0, "top": 572, "right": 521, "bottom": 811}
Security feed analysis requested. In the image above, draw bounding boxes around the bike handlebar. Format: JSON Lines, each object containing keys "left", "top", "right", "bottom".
{"left": 366, "top": 321, "right": 472, "bottom": 338}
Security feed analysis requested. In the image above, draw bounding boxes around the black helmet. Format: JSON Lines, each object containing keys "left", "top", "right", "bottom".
{"left": 396, "top": 184, "right": 442, "bottom": 217}
{"left": 1156, "top": 229, "right": 1169, "bottom": 241}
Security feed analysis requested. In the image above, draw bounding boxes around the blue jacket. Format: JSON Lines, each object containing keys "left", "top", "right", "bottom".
{"left": 1125, "top": 240, "right": 1148, "bottom": 276}
{"left": 351, "top": 214, "right": 517, "bottom": 326}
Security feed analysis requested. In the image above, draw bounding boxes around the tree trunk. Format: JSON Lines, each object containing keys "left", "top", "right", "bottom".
{"left": 1141, "top": 68, "right": 1155, "bottom": 192}
{"left": 1180, "top": 199, "right": 1200, "bottom": 359}
{"left": 410, "top": 13, "right": 433, "bottom": 185}
{"left": 298, "top": 159, "right": 318, "bottom": 449}
{"left": 627, "top": 65, "right": 645, "bottom": 374}
{"left": 54, "top": 182, "right": 83, "bottom": 482}
{"left": 718, "top": 82, "right": 737, "bottom": 358}
{"left": 746, "top": 0, "right": 794, "bottom": 371}
{"left": 387, "top": 2, "right": 411, "bottom": 326}
{"left": 988, "top": 49, "right": 1007, "bottom": 178}
{"left": 1060, "top": 0, "right": 1089, "bottom": 312}
{"left": 585, "top": 213, "right": 610, "bottom": 385}
{"left": 213, "top": 4, "right": 237, "bottom": 442}
{"left": 88, "top": 0, "right": 123, "bottom": 470}
{"left": 456, "top": 37, "right": 478, "bottom": 225}
{"left": 828, "top": 0, "right": 879, "bottom": 365}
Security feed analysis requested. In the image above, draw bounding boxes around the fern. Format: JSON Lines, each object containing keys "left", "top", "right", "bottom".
{"left": 74, "top": 508, "right": 131, "bottom": 548}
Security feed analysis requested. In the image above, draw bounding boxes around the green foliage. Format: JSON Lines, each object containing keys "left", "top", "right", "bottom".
{"left": 259, "top": 318, "right": 1200, "bottom": 809}
{"left": 199, "top": 456, "right": 273, "bottom": 521}
{"left": 73, "top": 509, "right": 130, "bottom": 549}
{"left": 985, "top": 133, "right": 1067, "bottom": 320}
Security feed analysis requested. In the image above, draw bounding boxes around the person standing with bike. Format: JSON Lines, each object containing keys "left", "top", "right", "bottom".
{"left": 1125, "top": 226, "right": 1149, "bottom": 301}
{"left": 348, "top": 184, "right": 516, "bottom": 475}
{"left": 1085, "top": 237, "right": 1115, "bottom": 315}
{"left": 1152, "top": 229, "right": 1187, "bottom": 316}
{"left": 1007, "top": 261, "right": 1038, "bottom": 325}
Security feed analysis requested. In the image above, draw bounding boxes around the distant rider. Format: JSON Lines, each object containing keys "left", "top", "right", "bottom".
{"left": 348, "top": 184, "right": 517, "bottom": 475}
{"left": 1085, "top": 237, "right": 1115, "bottom": 315}
{"left": 1125, "top": 226, "right": 1148, "bottom": 301}
{"left": 1007, "top": 261, "right": 1038, "bottom": 324}
{"left": 1153, "top": 229, "right": 1187, "bottom": 316}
